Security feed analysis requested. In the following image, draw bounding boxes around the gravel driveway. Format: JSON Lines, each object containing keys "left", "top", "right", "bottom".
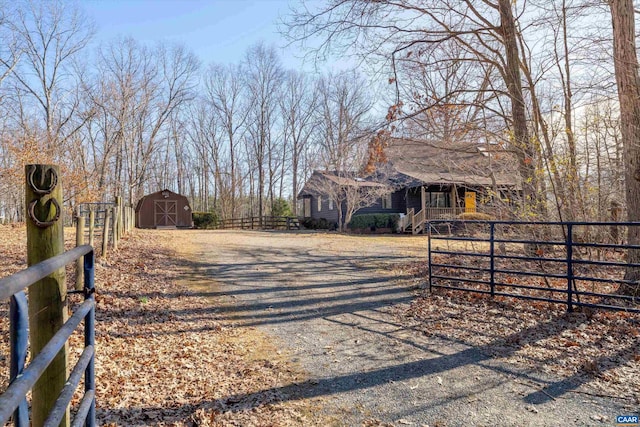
{"left": 175, "top": 230, "right": 631, "bottom": 427}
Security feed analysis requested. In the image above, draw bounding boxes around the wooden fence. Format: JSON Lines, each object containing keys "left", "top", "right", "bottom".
{"left": 76, "top": 197, "right": 135, "bottom": 262}
{"left": 215, "top": 216, "right": 300, "bottom": 231}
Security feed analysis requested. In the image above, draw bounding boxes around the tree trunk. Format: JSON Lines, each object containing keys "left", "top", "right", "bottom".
{"left": 498, "top": 0, "right": 541, "bottom": 216}
{"left": 610, "top": 0, "right": 640, "bottom": 296}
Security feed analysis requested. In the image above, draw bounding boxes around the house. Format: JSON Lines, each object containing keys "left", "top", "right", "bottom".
{"left": 297, "top": 171, "right": 391, "bottom": 227}
{"left": 297, "top": 138, "right": 520, "bottom": 233}
{"left": 135, "top": 189, "right": 193, "bottom": 229}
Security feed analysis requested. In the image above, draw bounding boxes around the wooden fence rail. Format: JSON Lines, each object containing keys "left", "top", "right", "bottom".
{"left": 214, "top": 216, "right": 300, "bottom": 231}
{"left": 76, "top": 200, "right": 135, "bottom": 260}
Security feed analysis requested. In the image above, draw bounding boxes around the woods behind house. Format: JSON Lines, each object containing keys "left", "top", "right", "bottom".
{"left": 0, "top": 0, "right": 636, "bottom": 233}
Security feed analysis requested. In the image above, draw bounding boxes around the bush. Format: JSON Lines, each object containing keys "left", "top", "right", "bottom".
{"left": 300, "top": 217, "right": 336, "bottom": 230}
{"left": 457, "top": 212, "right": 494, "bottom": 221}
{"left": 348, "top": 213, "right": 400, "bottom": 231}
{"left": 192, "top": 211, "right": 218, "bottom": 229}
{"left": 271, "top": 198, "right": 293, "bottom": 217}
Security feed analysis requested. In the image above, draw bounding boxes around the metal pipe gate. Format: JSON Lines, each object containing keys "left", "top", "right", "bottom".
{"left": 0, "top": 245, "right": 96, "bottom": 427}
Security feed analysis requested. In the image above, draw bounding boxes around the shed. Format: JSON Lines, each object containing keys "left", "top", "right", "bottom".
{"left": 135, "top": 189, "right": 193, "bottom": 229}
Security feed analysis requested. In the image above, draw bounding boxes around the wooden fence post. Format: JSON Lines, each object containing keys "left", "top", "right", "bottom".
{"left": 112, "top": 206, "right": 119, "bottom": 251}
{"left": 115, "top": 196, "right": 122, "bottom": 242}
{"left": 25, "top": 164, "right": 70, "bottom": 427}
{"left": 89, "top": 210, "right": 95, "bottom": 248}
{"left": 75, "top": 215, "right": 85, "bottom": 290}
{"left": 124, "top": 206, "right": 128, "bottom": 233}
{"left": 102, "top": 209, "right": 111, "bottom": 258}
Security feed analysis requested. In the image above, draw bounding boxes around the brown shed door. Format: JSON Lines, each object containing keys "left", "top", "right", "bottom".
{"left": 154, "top": 200, "right": 177, "bottom": 226}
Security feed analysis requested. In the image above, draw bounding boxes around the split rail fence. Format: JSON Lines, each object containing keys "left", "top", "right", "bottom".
{"left": 214, "top": 216, "right": 300, "bottom": 230}
{"left": 76, "top": 196, "right": 135, "bottom": 261}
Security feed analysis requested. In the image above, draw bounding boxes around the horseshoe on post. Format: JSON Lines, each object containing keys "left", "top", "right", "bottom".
{"left": 28, "top": 198, "right": 61, "bottom": 228}
{"left": 27, "top": 164, "right": 58, "bottom": 195}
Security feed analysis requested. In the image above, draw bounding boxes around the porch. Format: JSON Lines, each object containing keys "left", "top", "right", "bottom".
{"left": 399, "top": 185, "right": 473, "bottom": 234}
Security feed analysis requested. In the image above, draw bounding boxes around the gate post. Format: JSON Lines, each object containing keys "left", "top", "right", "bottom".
{"left": 88, "top": 210, "right": 95, "bottom": 248}
{"left": 566, "top": 223, "right": 574, "bottom": 312}
{"left": 490, "top": 222, "right": 495, "bottom": 297}
{"left": 25, "top": 164, "right": 70, "bottom": 427}
{"left": 75, "top": 215, "right": 85, "bottom": 290}
{"left": 428, "top": 221, "right": 433, "bottom": 291}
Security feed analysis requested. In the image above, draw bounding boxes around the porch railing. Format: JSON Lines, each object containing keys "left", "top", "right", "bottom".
{"left": 412, "top": 209, "right": 426, "bottom": 234}
{"left": 425, "top": 207, "right": 464, "bottom": 219}
{"left": 401, "top": 207, "right": 465, "bottom": 233}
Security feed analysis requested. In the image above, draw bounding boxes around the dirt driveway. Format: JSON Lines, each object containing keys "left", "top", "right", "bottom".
{"left": 173, "top": 230, "right": 631, "bottom": 426}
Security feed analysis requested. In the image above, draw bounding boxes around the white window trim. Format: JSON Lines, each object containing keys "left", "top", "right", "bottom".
{"left": 317, "top": 196, "right": 322, "bottom": 212}
{"left": 329, "top": 198, "right": 334, "bottom": 210}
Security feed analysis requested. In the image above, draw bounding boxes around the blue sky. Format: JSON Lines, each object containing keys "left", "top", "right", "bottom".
{"left": 83, "top": 0, "right": 313, "bottom": 70}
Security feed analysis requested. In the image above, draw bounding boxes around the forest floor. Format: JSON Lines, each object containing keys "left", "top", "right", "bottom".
{"left": 1, "top": 226, "right": 639, "bottom": 426}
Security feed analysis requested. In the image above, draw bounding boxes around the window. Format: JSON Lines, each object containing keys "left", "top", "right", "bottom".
{"left": 427, "top": 192, "right": 450, "bottom": 208}
{"left": 304, "top": 198, "right": 311, "bottom": 217}
{"left": 382, "top": 193, "right": 392, "bottom": 209}
{"left": 317, "top": 196, "right": 322, "bottom": 212}
{"left": 329, "top": 199, "right": 334, "bottom": 210}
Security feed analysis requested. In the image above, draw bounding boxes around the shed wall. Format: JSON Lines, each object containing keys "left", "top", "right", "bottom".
{"left": 136, "top": 190, "right": 193, "bottom": 229}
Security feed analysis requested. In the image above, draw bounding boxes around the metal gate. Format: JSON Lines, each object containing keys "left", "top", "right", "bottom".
{"left": 0, "top": 245, "right": 96, "bottom": 426}
{"left": 428, "top": 220, "right": 640, "bottom": 313}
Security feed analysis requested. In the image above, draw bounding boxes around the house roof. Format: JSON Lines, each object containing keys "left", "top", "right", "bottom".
{"left": 385, "top": 138, "right": 520, "bottom": 188}
{"left": 320, "top": 171, "right": 388, "bottom": 188}
{"left": 297, "top": 138, "right": 521, "bottom": 198}
{"left": 298, "top": 171, "right": 388, "bottom": 197}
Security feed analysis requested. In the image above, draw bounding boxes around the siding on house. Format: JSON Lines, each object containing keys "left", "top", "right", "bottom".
{"left": 355, "top": 190, "right": 405, "bottom": 215}
{"left": 314, "top": 195, "right": 340, "bottom": 223}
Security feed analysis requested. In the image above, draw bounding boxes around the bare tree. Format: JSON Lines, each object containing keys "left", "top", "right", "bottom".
{"left": 0, "top": 3, "right": 21, "bottom": 94}
{"left": 311, "top": 70, "right": 378, "bottom": 230}
{"left": 9, "top": 0, "right": 94, "bottom": 153}
{"left": 609, "top": 0, "right": 640, "bottom": 294}
{"left": 305, "top": 170, "right": 389, "bottom": 231}
{"left": 205, "top": 63, "right": 250, "bottom": 217}
{"left": 280, "top": 70, "right": 318, "bottom": 215}
{"left": 244, "top": 43, "right": 284, "bottom": 222}
{"left": 286, "top": 0, "right": 546, "bottom": 215}
{"left": 91, "top": 38, "right": 199, "bottom": 204}
{"left": 315, "top": 70, "right": 372, "bottom": 171}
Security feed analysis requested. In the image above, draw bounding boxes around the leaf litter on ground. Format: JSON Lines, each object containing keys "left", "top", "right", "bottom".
{"left": 0, "top": 225, "right": 327, "bottom": 426}
{"left": 395, "top": 259, "right": 640, "bottom": 408}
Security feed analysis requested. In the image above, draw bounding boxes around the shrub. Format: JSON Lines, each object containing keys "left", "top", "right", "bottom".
{"left": 348, "top": 213, "right": 400, "bottom": 231}
{"left": 192, "top": 211, "right": 218, "bottom": 229}
{"left": 300, "top": 217, "right": 336, "bottom": 230}
{"left": 457, "top": 212, "right": 494, "bottom": 221}
{"left": 271, "top": 198, "right": 293, "bottom": 217}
